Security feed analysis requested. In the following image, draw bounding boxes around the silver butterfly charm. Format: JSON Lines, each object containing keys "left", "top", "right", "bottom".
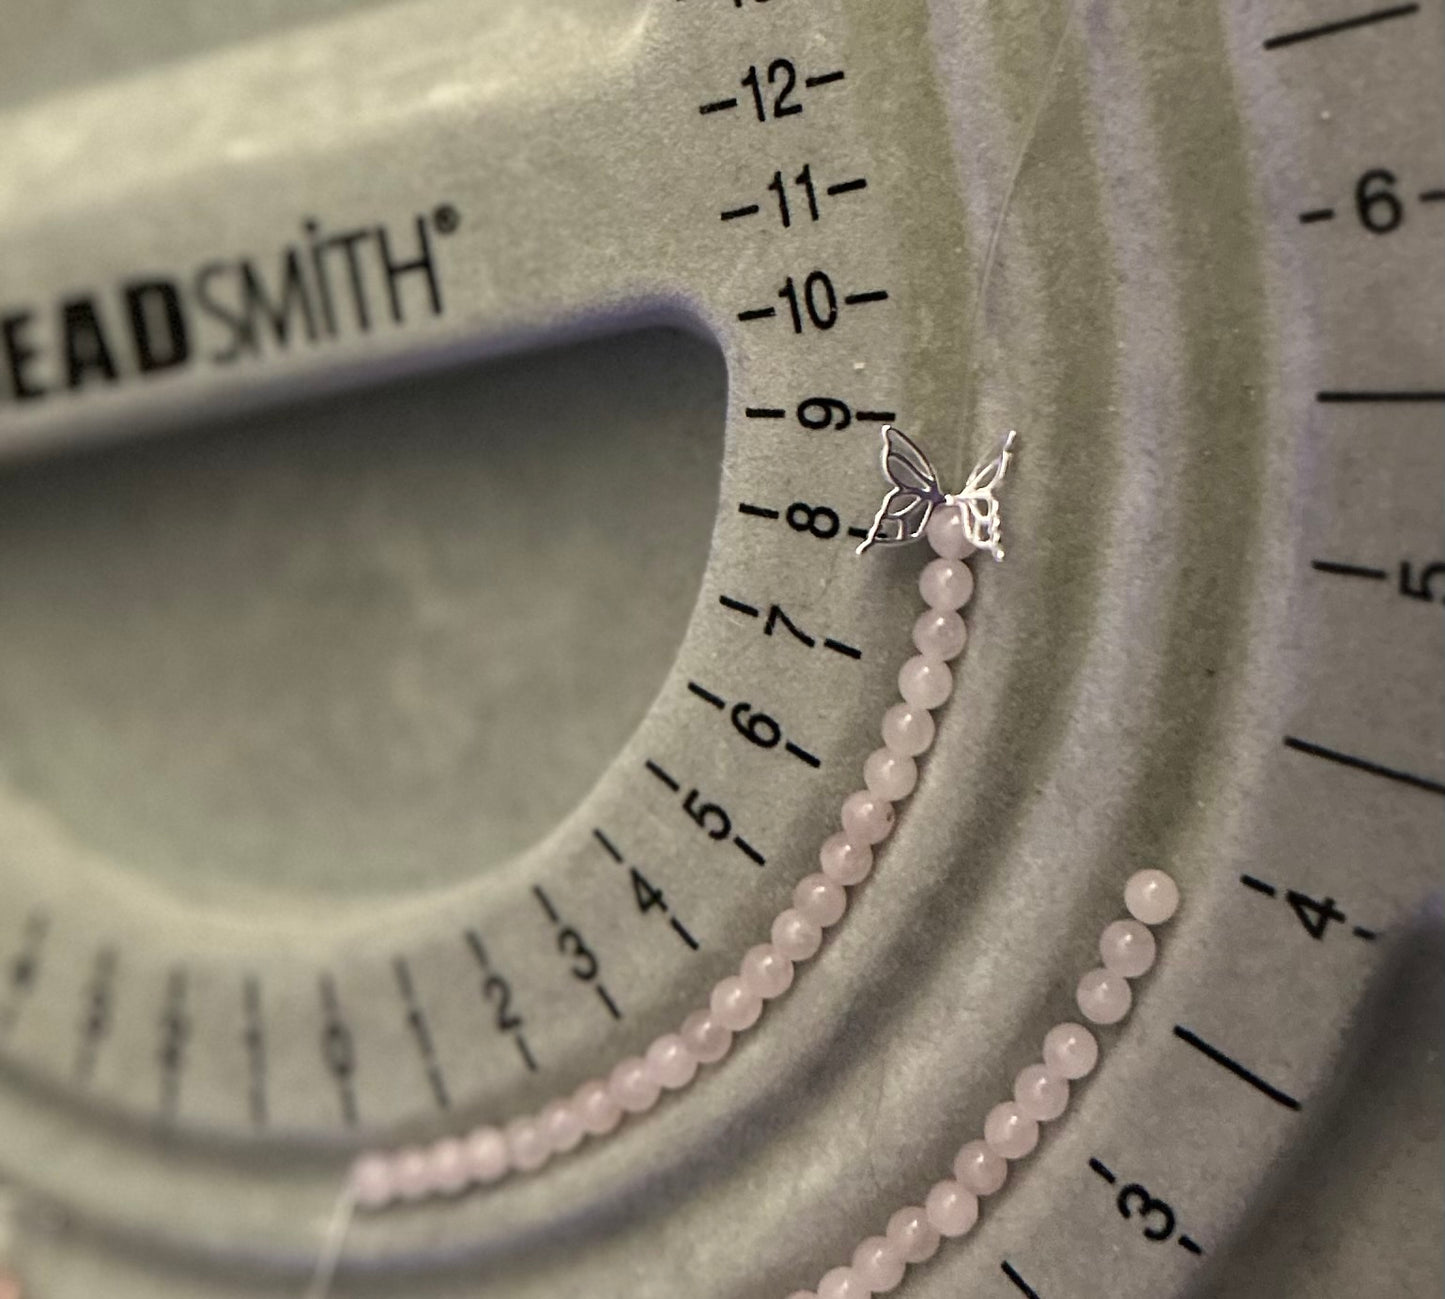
{"left": 856, "top": 425, "right": 1018, "bottom": 561}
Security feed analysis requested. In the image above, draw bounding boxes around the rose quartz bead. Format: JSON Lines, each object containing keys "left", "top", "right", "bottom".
{"left": 926, "top": 502, "right": 976, "bottom": 559}
{"left": 785, "top": 1292, "right": 816, "bottom": 1299}
{"left": 817, "top": 1266, "right": 866, "bottom": 1299}
{"left": 886, "top": 1205, "right": 941, "bottom": 1264}
{"left": 427, "top": 1136, "right": 469, "bottom": 1194}
{"left": 919, "top": 558, "right": 975, "bottom": 610}
{"left": 464, "top": 1124, "right": 510, "bottom": 1182}
{"left": 820, "top": 832, "right": 874, "bottom": 886}
{"left": 1100, "top": 919, "right": 1157, "bottom": 978}
{"left": 794, "top": 872, "right": 847, "bottom": 928}
{"left": 853, "top": 1236, "right": 906, "bottom": 1294}
{"left": 953, "top": 1139, "right": 1008, "bottom": 1196}
{"left": 1014, "top": 1063, "right": 1069, "bottom": 1121}
{"left": 574, "top": 1078, "right": 623, "bottom": 1136}
{"left": 1125, "top": 869, "right": 1180, "bottom": 925}
{"left": 924, "top": 1179, "right": 979, "bottom": 1237}
{"left": 912, "top": 607, "right": 968, "bottom": 661}
{"left": 772, "top": 908, "right": 824, "bottom": 961}
{"left": 540, "top": 1098, "right": 585, "bottom": 1154}
{"left": 841, "top": 789, "right": 896, "bottom": 846}
{"left": 741, "top": 943, "right": 794, "bottom": 1001}
{"left": 864, "top": 747, "right": 918, "bottom": 801}
{"left": 504, "top": 1116, "right": 550, "bottom": 1173}
{"left": 711, "top": 976, "right": 763, "bottom": 1031}
{"left": 681, "top": 1008, "right": 733, "bottom": 1064}
{"left": 1043, "top": 1022, "right": 1099, "bottom": 1079}
{"left": 392, "top": 1146, "right": 432, "bottom": 1200}
{"left": 351, "top": 1153, "right": 395, "bottom": 1208}
{"left": 984, "top": 1101, "right": 1039, "bottom": 1159}
{"left": 881, "top": 702, "right": 935, "bottom": 756}
{"left": 1076, "top": 967, "right": 1132, "bottom": 1024}
{"left": 645, "top": 1033, "right": 698, "bottom": 1091}
{"left": 898, "top": 655, "right": 953, "bottom": 710}
{"left": 610, "top": 1056, "right": 662, "bottom": 1114}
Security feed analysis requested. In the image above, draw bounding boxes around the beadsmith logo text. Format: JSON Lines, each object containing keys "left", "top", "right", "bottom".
{"left": 0, "top": 204, "right": 459, "bottom": 406}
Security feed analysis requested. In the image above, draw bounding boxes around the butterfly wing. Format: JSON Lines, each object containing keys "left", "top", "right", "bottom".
{"left": 955, "top": 430, "right": 1017, "bottom": 560}
{"left": 857, "top": 426, "right": 947, "bottom": 553}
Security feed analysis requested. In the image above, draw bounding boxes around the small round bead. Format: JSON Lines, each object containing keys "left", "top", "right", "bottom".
{"left": 953, "top": 1139, "right": 1008, "bottom": 1196}
{"left": 886, "top": 1205, "right": 941, "bottom": 1264}
{"left": 464, "top": 1125, "right": 510, "bottom": 1182}
{"left": 393, "top": 1146, "right": 432, "bottom": 1200}
{"left": 505, "top": 1116, "right": 550, "bottom": 1173}
{"left": 711, "top": 976, "right": 763, "bottom": 1032}
{"left": 926, "top": 503, "right": 976, "bottom": 560}
{"left": 785, "top": 1293, "right": 817, "bottom": 1299}
{"left": 1014, "top": 1063, "right": 1069, "bottom": 1122}
{"left": 1125, "top": 869, "right": 1180, "bottom": 925}
{"left": 912, "top": 607, "right": 968, "bottom": 661}
{"left": 984, "top": 1101, "right": 1040, "bottom": 1159}
{"left": 841, "top": 790, "right": 896, "bottom": 846}
{"left": 574, "top": 1078, "right": 623, "bottom": 1136}
{"left": 610, "top": 1056, "right": 662, "bottom": 1114}
{"left": 864, "top": 747, "right": 918, "bottom": 801}
{"left": 427, "top": 1136, "right": 470, "bottom": 1194}
{"left": 881, "top": 703, "right": 935, "bottom": 757}
{"left": 1100, "top": 919, "right": 1158, "bottom": 978}
{"left": 853, "top": 1236, "right": 906, "bottom": 1294}
{"left": 820, "top": 832, "right": 874, "bottom": 886}
{"left": 1076, "top": 967, "right": 1133, "bottom": 1025}
{"left": 772, "top": 908, "right": 824, "bottom": 962}
{"left": 793, "top": 873, "right": 847, "bottom": 928}
{"left": 899, "top": 655, "right": 953, "bottom": 709}
{"left": 681, "top": 1008, "right": 733, "bottom": 1065}
{"left": 645, "top": 1033, "right": 698, "bottom": 1091}
{"left": 741, "top": 943, "right": 795, "bottom": 1000}
{"left": 919, "top": 558, "right": 975, "bottom": 610}
{"left": 924, "top": 1179, "right": 979, "bottom": 1237}
{"left": 540, "top": 1098, "right": 585, "bottom": 1154}
{"left": 1042, "top": 1022, "right": 1099, "bottom": 1080}
{"left": 817, "top": 1266, "right": 866, "bottom": 1299}
{"left": 350, "top": 1153, "right": 395, "bottom": 1209}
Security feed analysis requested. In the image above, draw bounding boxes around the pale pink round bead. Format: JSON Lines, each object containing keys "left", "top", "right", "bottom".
{"left": 1124, "top": 869, "right": 1180, "bottom": 925}
{"left": 853, "top": 1236, "right": 906, "bottom": 1294}
{"left": 898, "top": 655, "right": 953, "bottom": 710}
{"left": 793, "top": 872, "right": 848, "bottom": 928}
{"left": 817, "top": 1266, "right": 866, "bottom": 1299}
{"left": 841, "top": 789, "right": 895, "bottom": 846}
{"left": 610, "top": 1056, "right": 662, "bottom": 1114}
{"left": 926, "top": 502, "right": 976, "bottom": 560}
{"left": 1014, "top": 1063, "right": 1069, "bottom": 1122}
{"left": 912, "top": 607, "right": 967, "bottom": 661}
{"left": 711, "top": 975, "right": 763, "bottom": 1031}
{"left": 1100, "top": 919, "right": 1157, "bottom": 978}
{"left": 881, "top": 702, "right": 935, "bottom": 756}
{"left": 464, "top": 1124, "right": 510, "bottom": 1183}
{"left": 919, "top": 557, "right": 975, "bottom": 610}
{"left": 574, "top": 1078, "right": 623, "bottom": 1136}
{"left": 984, "top": 1101, "right": 1039, "bottom": 1159}
{"left": 820, "top": 833, "right": 874, "bottom": 886}
{"left": 350, "top": 1153, "right": 395, "bottom": 1209}
{"left": 427, "top": 1136, "right": 469, "bottom": 1194}
{"left": 924, "top": 1179, "right": 979, "bottom": 1237}
{"left": 1077, "top": 967, "right": 1132, "bottom": 1024}
{"left": 392, "top": 1146, "right": 432, "bottom": 1200}
{"left": 864, "top": 747, "right": 918, "bottom": 801}
{"left": 505, "top": 1116, "right": 550, "bottom": 1173}
{"left": 740, "top": 943, "right": 794, "bottom": 1001}
{"left": 953, "top": 1139, "right": 1008, "bottom": 1195}
{"left": 886, "top": 1204, "right": 941, "bottom": 1264}
{"left": 540, "top": 1097, "right": 585, "bottom": 1154}
{"left": 645, "top": 1033, "right": 698, "bottom": 1091}
{"left": 784, "top": 1292, "right": 817, "bottom": 1299}
{"left": 1043, "top": 1022, "right": 1099, "bottom": 1079}
{"left": 681, "top": 1008, "right": 733, "bottom": 1064}
{"left": 772, "top": 908, "right": 824, "bottom": 962}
